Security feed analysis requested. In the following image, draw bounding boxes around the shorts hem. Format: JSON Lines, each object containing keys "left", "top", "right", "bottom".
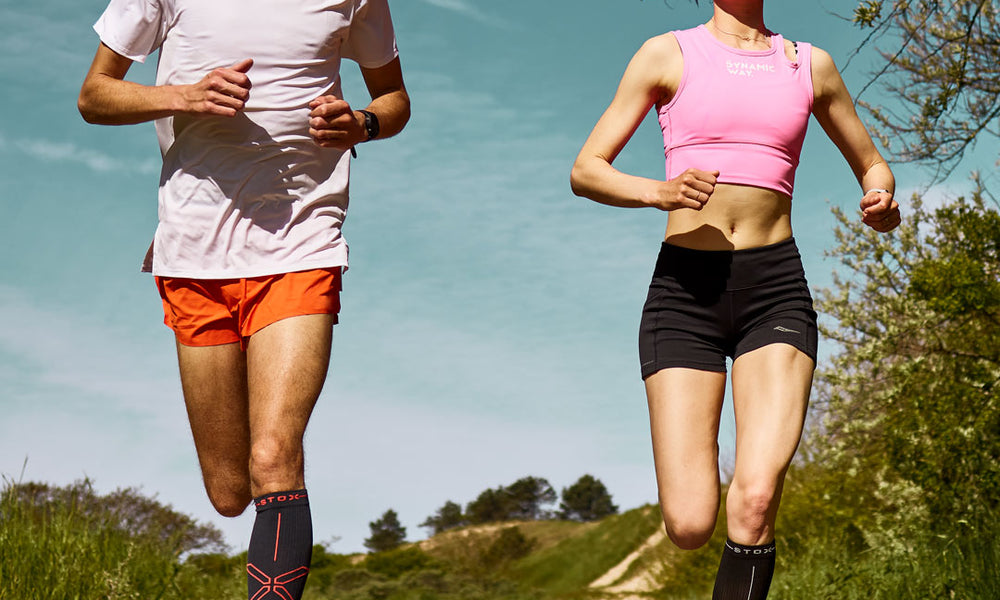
{"left": 243, "top": 308, "right": 340, "bottom": 339}
{"left": 733, "top": 340, "right": 817, "bottom": 363}
{"left": 169, "top": 327, "right": 241, "bottom": 348}
{"left": 641, "top": 360, "right": 728, "bottom": 379}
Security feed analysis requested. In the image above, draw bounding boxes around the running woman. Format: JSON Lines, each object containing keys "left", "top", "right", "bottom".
{"left": 570, "top": 1, "right": 899, "bottom": 598}
{"left": 78, "top": 1, "right": 409, "bottom": 598}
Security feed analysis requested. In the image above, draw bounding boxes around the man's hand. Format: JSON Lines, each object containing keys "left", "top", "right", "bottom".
{"left": 179, "top": 58, "right": 253, "bottom": 117}
{"left": 308, "top": 96, "right": 366, "bottom": 149}
{"left": 649, "top": 169, "right": 719, "bottom": 211}
{"left": 861, "top": 190, "right": 901, "bottom": 233}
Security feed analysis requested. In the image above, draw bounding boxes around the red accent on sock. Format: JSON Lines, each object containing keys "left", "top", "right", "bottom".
{"left": 248, "top": 563, "right": 309, "bottom": 600}
{"left": 255, "top": 491, "right": 309, "bottom": 509}
{"left": 274, "top": 513, "right": 282, "bottom": 562}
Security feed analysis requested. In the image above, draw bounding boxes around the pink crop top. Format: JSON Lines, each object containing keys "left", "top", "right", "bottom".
{"left": 658, "top": 25, "right": 814, "bottom": 198}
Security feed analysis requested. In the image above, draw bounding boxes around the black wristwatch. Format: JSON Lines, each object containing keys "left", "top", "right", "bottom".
{"left": 359, "top": 109, "right": 380, "bottom": 142}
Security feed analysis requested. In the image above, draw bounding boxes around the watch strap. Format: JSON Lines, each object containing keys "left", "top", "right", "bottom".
{"left": 359, "top": 109, "right": 380, "bottom": 141}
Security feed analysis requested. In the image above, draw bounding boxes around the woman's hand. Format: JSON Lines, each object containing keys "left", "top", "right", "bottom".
{"left": 649, "top": 169, "right": 719, "bottom": 211}
{"left": 861, "top": 189, "right": 901, "bottom": 232}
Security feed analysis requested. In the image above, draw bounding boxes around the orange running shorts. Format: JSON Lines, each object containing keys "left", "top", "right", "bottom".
{"left": 155, "top": 268, "right": 343, "bottom": 348}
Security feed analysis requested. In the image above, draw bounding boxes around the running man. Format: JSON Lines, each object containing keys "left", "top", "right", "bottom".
{"left": 570, "top": 1, "right": 899, "bottom": 598}
{"left": 78, "top": 1, "right": 409, "bottom": 598}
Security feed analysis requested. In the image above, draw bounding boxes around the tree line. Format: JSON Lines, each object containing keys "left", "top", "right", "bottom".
{"left": 364, "top": 474, "right": 618, "bottom": 552}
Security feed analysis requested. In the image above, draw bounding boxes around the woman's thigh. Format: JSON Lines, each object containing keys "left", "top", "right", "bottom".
{"left": 728, "top": 343, "right": 814, "bottom": 542}
{"left": 645, "top": 367, "right": 727, "bottom": 549}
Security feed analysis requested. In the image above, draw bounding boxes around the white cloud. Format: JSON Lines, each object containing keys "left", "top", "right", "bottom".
{"left": 0, "top": 133, "right": 158, "bottom": 175}
{"left": 416, "top": 0, "right": 513, "bottom": 29}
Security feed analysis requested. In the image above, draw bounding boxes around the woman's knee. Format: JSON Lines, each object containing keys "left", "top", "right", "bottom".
{"left": 659, "top": 504, "right": 717, "bottom": 550}
{"left": 727, "top": 479, "right": 780, "bottom": 537}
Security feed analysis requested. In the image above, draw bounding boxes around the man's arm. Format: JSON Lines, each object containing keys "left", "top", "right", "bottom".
{"left": 78, "top": 43, "right": 254, "bottom": 125}
{"left": 307, "top": 56, "right": 410, "bottom": 150}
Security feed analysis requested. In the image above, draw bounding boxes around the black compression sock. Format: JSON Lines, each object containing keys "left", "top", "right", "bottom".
{"left": 711, "top": 538, "right": 776, "bottom": 600}
{"left": 247, "top": 489, "right": 312, "bottom": 600}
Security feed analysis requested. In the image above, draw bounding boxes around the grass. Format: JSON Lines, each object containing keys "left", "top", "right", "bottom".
{"left": 0, "top": 478, "right": 242, "bottom": 600}
{"left": 770, "top": 517, "right": 1000, "bottom": 600}
{"left": 508, "top": 505, "right": 662, "bottom": 596}
{"left": 3, "top": 478, "right": 996, "bottom": 600}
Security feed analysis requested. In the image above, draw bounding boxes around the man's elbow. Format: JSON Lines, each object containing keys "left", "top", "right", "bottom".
{"left": 399, "top": 98, "right": 411, "bottom": 132}
{"left": 395, "top": 90, "right": 411, "bottom": 133}
{"left": 77, "top": 86, "right": 101, "bottom": 124}
{"left": 78, "top": 98, "right": 97, "bottom": 124}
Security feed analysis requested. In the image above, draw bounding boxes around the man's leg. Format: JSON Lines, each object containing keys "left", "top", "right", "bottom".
{"left": 711, "top": 343, "right": 814, "bottom": 600}
{"left": 175, "top": 341, "right": 252, "bottom": 517}
{"left": 245, "top": 314, "right": 335, "bottom": 600}
{"left": 645, "top": 367, "right": 727, "bottom": 550}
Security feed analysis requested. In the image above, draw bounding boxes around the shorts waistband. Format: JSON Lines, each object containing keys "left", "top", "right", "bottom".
{"left": 660, "top": 236, "right": 798, "bottom": 257}
{"left": 653, "top": 237, "right": 804, "bottom": 290}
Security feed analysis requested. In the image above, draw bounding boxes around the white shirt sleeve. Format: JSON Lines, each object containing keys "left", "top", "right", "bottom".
{"left": 342, "top": 0, "right": 399, "bottom": 68}
{"left": 93, "top": 0, "right": 167, "bottom": 63}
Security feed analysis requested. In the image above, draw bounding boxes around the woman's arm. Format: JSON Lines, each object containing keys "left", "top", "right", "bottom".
{"left": 570, "top": 35, "right": 717, "bottom": 212}
{"left": 78, "top": 43, "right": 254, "bottom": 125}
{"left": 811, "top": 47, "right": 901, "bottom": 233}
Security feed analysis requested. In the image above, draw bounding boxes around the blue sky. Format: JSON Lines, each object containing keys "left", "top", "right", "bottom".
{"left": 0, "top": 0, "right": 987, "bottom": 553}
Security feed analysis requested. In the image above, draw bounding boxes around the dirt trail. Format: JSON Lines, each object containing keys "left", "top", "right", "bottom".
{"left": 588, "top": 528, "right": 667, "bottom": 594}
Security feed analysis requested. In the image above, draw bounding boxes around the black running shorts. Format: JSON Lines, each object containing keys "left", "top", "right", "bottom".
{"left": 638, "top": 237, "right": 817, "bottom": 378}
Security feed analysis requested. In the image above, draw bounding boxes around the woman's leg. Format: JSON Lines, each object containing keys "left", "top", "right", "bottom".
{"left": 646, "top": 367, "right": 728, "bottom": 550}
{"left": 729, "top": 343, "right": 813, "bottom": 544}
{"left": 712, "top": 343, "right": 814, "bottom": 600}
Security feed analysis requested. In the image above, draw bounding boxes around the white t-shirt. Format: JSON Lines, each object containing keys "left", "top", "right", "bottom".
{"left": 94, "top": 0, "right": 398, "bottom": 278}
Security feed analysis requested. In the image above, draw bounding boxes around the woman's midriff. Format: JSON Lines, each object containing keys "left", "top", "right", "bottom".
{"left": 663, "top": 183, "right": 794, "bottom": 250}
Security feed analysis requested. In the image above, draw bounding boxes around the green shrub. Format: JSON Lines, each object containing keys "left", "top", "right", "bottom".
{"left": 0, "top": 478, "right": 239, "bottom": 600}
{"left": 364, "top": 546, "right": 440, "bottom": 578}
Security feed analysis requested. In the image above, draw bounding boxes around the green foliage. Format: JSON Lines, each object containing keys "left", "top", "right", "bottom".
{"left": 465, "top": 476, "right": 557, "bottom": 524}
{"left": 557, "top": 474, "right": 618, "bottom": 522}
{"left": 770, "top": 509, "right": 999, "bottom": 599}
{"left": 0, "top": 478, "right": 240, "bottom": 600}
{"left": 423, "top": 526, "right": 536, "bottom": 580}
{"left": 466, "top": 487, "right": 510, "bottom": 524}
{"left": 482, "top": 527, "right": 536, "bottom": 566}
{"left": 4, "top": 479, "right": 225, "bottom": 555}
{"left": 853, "top": 0, "right": 883, "bottom": 27}
{"left": 419, "top": 500, "right": 466, "bottom": 535}
{"left": 318, "top": 537, "right": 540, "bottom": 600}
{"left": 363, "top": 546, "right": 439, "bottom": 579}
{"left": 305, "top": 544, "right": 361, "bottom": 593}
{"left": 510, "top": 505, "right": 661, "bottom": 595}
{"left": 852, "top": 1, "right": 1000, "bottom": 176}
{"left": 504, "top": 477, "right": 557, "bottom": 521}
{"left": 811, "top": 192, "right": 999, "bottom": 537}
{"left": 365, "top": 509, "right": 407, "bottom": 553}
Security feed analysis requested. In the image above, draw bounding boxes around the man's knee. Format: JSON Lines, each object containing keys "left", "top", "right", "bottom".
{"left": 205, "top": 483, "right": 252, "bottom": 518}
{"left": 250, "top": 435, "right": 304, "bottom": 490}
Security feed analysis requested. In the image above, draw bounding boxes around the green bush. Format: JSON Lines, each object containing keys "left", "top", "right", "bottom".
{"left": 0, "top": 478, "right": 240, "bottom": 600}
{"left": 364, "top": 546, "right": 440, "bottom": 578}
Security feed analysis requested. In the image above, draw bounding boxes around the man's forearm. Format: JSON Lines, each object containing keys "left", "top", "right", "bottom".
{"left": 360, "top": 88, "right": 410, "bottom": 141}
{"left": 78, "top": 74, "right": 183, "bottom": 125}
